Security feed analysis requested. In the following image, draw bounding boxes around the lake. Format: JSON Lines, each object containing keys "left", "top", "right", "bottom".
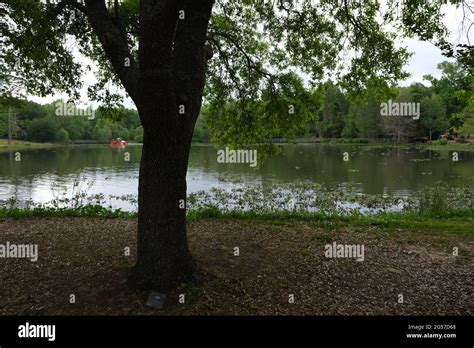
{"left": 0, "top": 144, "right": 472, "bottom": 211}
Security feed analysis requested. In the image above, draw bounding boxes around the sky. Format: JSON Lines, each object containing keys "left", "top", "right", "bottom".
{"left": 29, "top": 2, "right": 472, "bottom": 109}
{"left": 399, "top": 3, "right": 472, "bottom": 86}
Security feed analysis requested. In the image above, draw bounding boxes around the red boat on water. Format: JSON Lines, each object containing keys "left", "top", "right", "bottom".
{"left": 109, "top": 138, "right": 128, "bottom": 148}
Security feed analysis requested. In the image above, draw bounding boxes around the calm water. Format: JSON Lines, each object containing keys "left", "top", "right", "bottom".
{"left": 0, "top": 144, "right": 473, "bottom": 211}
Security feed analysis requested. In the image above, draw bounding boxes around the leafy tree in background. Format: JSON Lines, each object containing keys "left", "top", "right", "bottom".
{"left": 15, "top": 100, "right": 47, "bottom": 121}
{"left": 319, "top": 81, "right": 347, "bottom": 138}
{"left": 452, "top": 52, "right": 474, "bottom": 137}
{"left": 93, "top": 124, "right": 112, "bottom": 143}
{"left": 192, "top": 112, "right": 210, "bottom": 142}
{"left": 459, "top": 107, "right": 474, "bottom": 136}
{"left": 0, "top": 0, "right": 467, "bottom": 291}
{"left": 206, "top": 72, "right": 322, "bottom": 145}
{"left": 458, "top": 74, "right": 474, "bottom": 137}
{"left": 0, "top": 111, "right": 6, "bottom": 137}
{"left": 134, "top": 126, "right": 144, "bottom": 143}
{"left": 56, "top": 127, "right": 70, "bottom": 144}
{"left": 425, "top": 62, "right": 467, "bottom": 113}
{"left": 424, "top": 61, "right": 469, "bottom": 130}
{"left": 26, "top": 116, "right": 58, "bottom": 142}
{"left": 122, "top": 109, "right": 141, "bottom": 130}
{"left": 341, "top": 107, "right": 357, "bottom": 139}
{"left": 0, "top": 97, "right": 144, "bottom": 142}
{"left": 354, "top": 95, "right": 384, "bottom": 139}
{"left": 382, "top": 88, "right": 418, "bottom": 142}
{"left": 0, "top": 105, "right": 21, "bottom": 139}
{"left": 420, "top": 93, "right": 448, "bottom": 140}
{"left": 409, "top": 82, "right": 432, "bottom": 104}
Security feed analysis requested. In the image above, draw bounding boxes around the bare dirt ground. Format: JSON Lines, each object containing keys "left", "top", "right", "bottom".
{"left": 0, "top": 217, "right": 472, "bottom": 315}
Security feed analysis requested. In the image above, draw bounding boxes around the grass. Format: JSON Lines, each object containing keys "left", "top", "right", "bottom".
{"left": 421, "top": 142, "right": 474, "bottom": 152}
{"left": 0, "top": 139, "right": 60, "bottom": 152}
{"left": 296, "top": 138, "right": 474, "bottom": 152}
{"left": 2, "top": 138, "right": 472, "bottom": 153}
{"left": 0, "top": 204, "right": 135, "bottom": 219}
{"left": 360, "top": 140, "right": 473, "bottom": 152}
{"left": 1, "top": 204, "right": 472, "bottom": 235}
{"left": 187, "top": 207, "right": 474, "bottom": 235}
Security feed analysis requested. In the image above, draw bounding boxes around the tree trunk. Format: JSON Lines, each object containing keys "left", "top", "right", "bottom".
{"left": 123, "top": 0, "right": 214, "bottom": 292}
{"left": 8, "top": 106, "right": 12, "bottom": 146}
{"left": 129, "top": 110, "right": 196, "bottom": 291}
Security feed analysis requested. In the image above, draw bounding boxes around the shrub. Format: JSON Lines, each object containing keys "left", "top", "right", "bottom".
{"left": 433, "top": 139, "right": 448, "bottom": 145}
{"left": 93, "top": 125, "right": 112, "bottom": 143}
{"left": 134, "top": 126, "right": 143, "bottom": 142}
{"left": 56, "top": 128, "right": 70, "bottom": 144}
{"left": 418, "top": 184, "right": 448, "bottom": 215}
{"left": 27, "top": 117, "right": 59, "bottom": 142}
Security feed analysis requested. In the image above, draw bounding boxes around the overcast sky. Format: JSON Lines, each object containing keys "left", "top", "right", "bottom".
{"left": 400, "top": 3, "right": 472, "bottom": 86}
{"left": 29, "top": 3, "right": 472, "bottom": 109}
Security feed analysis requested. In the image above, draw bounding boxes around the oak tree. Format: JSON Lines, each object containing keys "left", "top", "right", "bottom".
{"left": 0, "top": 0, "right": 468, "bottom": 291}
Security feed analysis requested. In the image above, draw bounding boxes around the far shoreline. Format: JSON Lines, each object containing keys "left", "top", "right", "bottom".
{"left": 1, "top": 137, "right": 472, "bottom": 153}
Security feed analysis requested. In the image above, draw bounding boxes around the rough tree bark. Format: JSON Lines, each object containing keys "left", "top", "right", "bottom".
{"left": 84, "top": 0, "right": 215, "bottom": 291}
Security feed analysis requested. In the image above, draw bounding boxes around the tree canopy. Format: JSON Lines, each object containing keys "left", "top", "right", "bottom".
{"left": 1, "top": 0, "right": 472, "bottom": 291}
{"left": 1, "top": 0, "right": 471, "bottom": 147}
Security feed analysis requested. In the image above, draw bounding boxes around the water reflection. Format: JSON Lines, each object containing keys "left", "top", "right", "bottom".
{"left": 0, "top": 144, "right": 472, "bottom": 211}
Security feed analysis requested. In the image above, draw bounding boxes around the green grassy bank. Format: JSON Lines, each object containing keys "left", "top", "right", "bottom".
{"left": 1, "top": 205, "right": 472, "bottom": 236}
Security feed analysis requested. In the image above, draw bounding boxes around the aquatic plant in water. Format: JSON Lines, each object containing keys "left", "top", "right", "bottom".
{"left": 1, "top": 182, "right": 472, "bottom": 216}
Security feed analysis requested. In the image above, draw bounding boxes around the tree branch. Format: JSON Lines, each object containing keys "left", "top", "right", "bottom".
{"left": 83, "top": 0, "right": 140, "bottom": 106}
{"left": 208, "top": 29, "right": 275, "bottom": 82}
{"left": 47, "top": 0, "right": 88, "bottom": 17}
{"left": 172, "top": 0, "right": 215, "bottom": 123}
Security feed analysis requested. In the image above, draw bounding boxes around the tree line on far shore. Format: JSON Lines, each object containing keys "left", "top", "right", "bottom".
{"left": 1, "top": 61, "right": 472, "bottom": 145}
{"left": 0, "top": 101, "right": 143, "bottom": 144}
{"left": 311, "top": 61, "right": 472, "bottom": 142}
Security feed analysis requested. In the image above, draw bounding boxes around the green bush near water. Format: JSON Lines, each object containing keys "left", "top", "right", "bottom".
{"left": 432, "top": 139, "right": 448, "bottom": 145}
